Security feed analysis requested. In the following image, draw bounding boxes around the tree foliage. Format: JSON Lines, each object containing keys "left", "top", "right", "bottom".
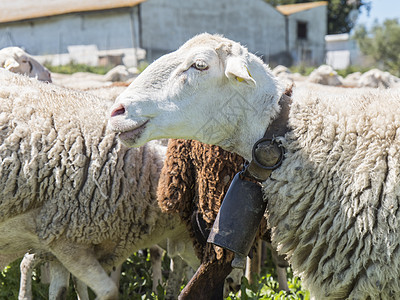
{"left": 264, "top": 0, "right": 371, "bottom": 34}
{"left": 353, "top": 18, "right": 400, "bottom": 77}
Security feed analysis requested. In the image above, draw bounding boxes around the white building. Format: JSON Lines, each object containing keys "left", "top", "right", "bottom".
{"left": 325, "top": 33, "right": 362, "bottom": 69}
{"left": 276, "top": 1, "right": 328, "bottom": 65}
{"left": 0, "top": 0, "right": 328, "bottom": 66}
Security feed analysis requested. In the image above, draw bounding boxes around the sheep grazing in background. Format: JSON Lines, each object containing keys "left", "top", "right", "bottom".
{"left": 0, "top": 47, "right": 52, "bottom": 82}
{"left": 357, "top": 68, "right": 400, "bottom": 88}
{"left": 157, "top": 139, "right": 289, "bottom": 299}
{"left": 271, "top": 65, "right": 291, "bottom": 78}
{"left": 307, "top": 64, "right": 342, "bottom": 86}
{"left": 51, "top": 67, "right": 136, "bottom": 91}
{"left": 110, "top": 33, "right": 400, "bottom": 299}
{"left": 272, "top": 65, "right": 306, "bottom": 84}
{"left": 341, "top": 71, "right": 362, "bottom": 88}
{"left": 0, "top": 69, "right": 198, "bottom": 300}
{"left": 103, "top": 65, "right": 138, "bottom": 82}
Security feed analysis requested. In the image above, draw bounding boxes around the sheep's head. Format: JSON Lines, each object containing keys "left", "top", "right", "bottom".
{"left": 109, "top": 33, "right": 281, "bottom": 157}
{"left": 0, "top": 47, "right": 52, "bottom": 82}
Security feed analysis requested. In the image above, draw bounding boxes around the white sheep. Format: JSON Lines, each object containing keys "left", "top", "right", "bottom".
{"left": 0, "top": 47, "right": 52, "bottom": 82}
{"left": 16, "top": 78, "right": 186, "bottom": 300}
{"left": 272, "top": 65, "right": 291, "bottom": 78}
{"left": 357, "top": 68, "right": 400, "bottom": 88}
{"left": 0, "top": 69, "right": 199, "bottom": 300}
{"left": 110, "top": 33, "right": 400, "bottom": 299}
{"left": 103, "top": 65, "right": 138, "bottom": 82}
{"left": 307, "top": 64, "right": 343, "bottom": 86}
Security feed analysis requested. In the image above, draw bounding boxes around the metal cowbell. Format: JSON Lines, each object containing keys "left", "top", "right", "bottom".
{"left": 207, "top": 171, "right": 266, "bottom": 269}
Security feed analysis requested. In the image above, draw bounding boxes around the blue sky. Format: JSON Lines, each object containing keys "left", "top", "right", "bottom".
{"left": 356, "top": 0, "right": 400, "bottom": 28}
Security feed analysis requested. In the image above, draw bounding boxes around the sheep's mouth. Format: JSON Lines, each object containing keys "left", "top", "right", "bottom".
{"left": 118, "top": 120, "right": 149, "bottom": 144}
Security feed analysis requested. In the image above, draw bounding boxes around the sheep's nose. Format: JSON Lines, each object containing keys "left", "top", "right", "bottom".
{"left": 111, "top": 104, "right": 126, "bottom": 117}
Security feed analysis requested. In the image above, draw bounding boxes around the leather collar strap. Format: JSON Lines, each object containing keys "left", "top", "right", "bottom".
{"left": 242, "top": 93, "right": 292, "bottom": 182}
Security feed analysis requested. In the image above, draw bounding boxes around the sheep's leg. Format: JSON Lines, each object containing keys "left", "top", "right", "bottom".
{"left": 19, "top": 253, "right": 41, "bottom": 300}
{"left": 49, "top": 259, "right": 70, "bottom": 300}
{"left": 50, "top": 242, "right": 118, "bottom": 300}
{"left": 110, "top": 264, "right": 122, "bottom": 290}
{"left": 267, "top": 243, "right": 289, "bottom": 292}
{"left": 150, "top": 245, "right": 164, "bottom": 293}
{"left": 276, "top": 266, "right": 289, "bottom": 292}
{"left": 72, "top": 277, "right": 90, "bottom": 300}
{"left": 245, "top": 239, "right": 262, "bottom": 285}
{"left": 178, "top": 259, "right": 232, "bottom": 300}
{"left": 166, "top": 255, "right": 185, "bottom": 300}
{"left": 224, "top": 268, "right": 243, "bottom": 298}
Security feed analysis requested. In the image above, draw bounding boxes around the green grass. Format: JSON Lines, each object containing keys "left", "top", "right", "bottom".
{"left": 288, "top": 64, "right": 315, "bottom": 76}
{"left": 44, "top": 60, "right": 150, "bottom": 75}
{"left": 335, "top": 65, "right": 375, "bottom": 78}
{"left": 227, "top": 273, "right": 309, "bottom": 300}
{"left": 44, "top": 62, "right": 113, "bottom": 75}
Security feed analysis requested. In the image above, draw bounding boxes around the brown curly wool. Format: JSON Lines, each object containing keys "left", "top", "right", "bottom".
{"left": 158, "top": 139, "right": 246, "bottom": 262}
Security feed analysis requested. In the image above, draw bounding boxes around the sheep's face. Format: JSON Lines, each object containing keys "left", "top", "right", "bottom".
{"left": 1, "top": 47, "right": 52, "bottom": 82}
{"left": 109, "top": 33, "right": 277, "bottom": 153}
{"left": 14, "top": 54, "right": 52, "bottom": 83}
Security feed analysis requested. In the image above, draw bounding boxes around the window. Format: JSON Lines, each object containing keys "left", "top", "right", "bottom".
{"left": 297, "top": 21, "right": 308, "bottom": 40}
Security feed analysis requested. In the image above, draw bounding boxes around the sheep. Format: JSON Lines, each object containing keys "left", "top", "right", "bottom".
{"left": 341, "top": 71, "right": 362, "bottom": 88}
{"left": 18, "top": 252, "right": 91, "bottom": 300}
{"left": 18, "top": 243, "right": 190, "bottom": 300}
{"left": 103, "top": 65, "right": 138, "bottom": 83}
{"left": 157, "top": 138, "right": 290, "bottom": 299}
{"left": 51, "top": 69, "right": 135, "bottom": 91}
{"left": 0, "top": 47, "right": 52, "bottom": 82}
{"left": 157, "top": 138, "right": 245, "bottom": 299}
{"left": 16, "top": 80, "right": 181, "bottom": 300}
{"left": 357, "top": 68, "right": 400, "bottom": 88}
{"left": 110, "top": 33, "right": 400, "bottom": 299}
{"left": 272, "top": 65, "right": 291, "bottom": 78}
{"left": 272, "top": 65, "right": 306, "bottom": 85}
{"left": 307, "top": 64, "right": 343, "bottom": 86}
{"left": 0, "top": 68, "right": 199, "bottom": 300}
{"left": 51, "top": 72, "right": 112, "bottom": 90}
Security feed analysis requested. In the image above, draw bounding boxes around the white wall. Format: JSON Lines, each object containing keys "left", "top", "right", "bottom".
{"left": 0, "top": 8, "right": 139, "bottom": 56}
{"left": 140, "top": 0, "right": 287, "bottom": 63}
{"left": 0, "top": 0, "right": 327, "bottom": 66}
{"left": 287, "top": 5, "right": 327, "bottom": 65}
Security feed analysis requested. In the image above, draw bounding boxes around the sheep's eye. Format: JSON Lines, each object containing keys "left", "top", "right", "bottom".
{"left": 192, "top": 60, "right": 208, "bottom": 71}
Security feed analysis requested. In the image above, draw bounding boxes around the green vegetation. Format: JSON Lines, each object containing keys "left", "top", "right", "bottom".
{"left": 1, "top": 248, "right": 309, "bottom": 300}
{"left": 137, "top": 61, "right": 150, "bottom": 74}
{"left": 335, "top": 65, "right": 372, "bottom": 78}
{"left": 288, "top": 64, "right": 315, "bottom": 76}
{"left": 1, "top": 262, "right": 23, "bottom": 300}
{"left": 227, "top": 272, "right": 309, "bottom": 300}
{"left": 44, "top": 60, "right": 149, "bottom": 75}
{"left": 44, "top": 62, "right": 113, "bottom": 75}
{"left": 353, "top": 18, "right": 400, "bottom": 77}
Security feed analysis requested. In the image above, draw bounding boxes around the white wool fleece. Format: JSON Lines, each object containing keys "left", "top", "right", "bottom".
{"left": 265, "top": 86, "right": 400, "bottom": 299}
{"left": 0, "top": 69, "right": 183, "bottom": 271}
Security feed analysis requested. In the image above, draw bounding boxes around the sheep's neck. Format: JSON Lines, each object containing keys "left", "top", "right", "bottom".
{"left": 223, "top": 92, "right": 283, "bottom": 161}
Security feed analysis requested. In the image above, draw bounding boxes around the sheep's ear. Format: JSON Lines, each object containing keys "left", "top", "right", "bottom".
{"left": 3, "top": 58, "right": 19, "bottom": 70}
{"left": 225, "top": 56, "right": 256, "bottom": 87}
